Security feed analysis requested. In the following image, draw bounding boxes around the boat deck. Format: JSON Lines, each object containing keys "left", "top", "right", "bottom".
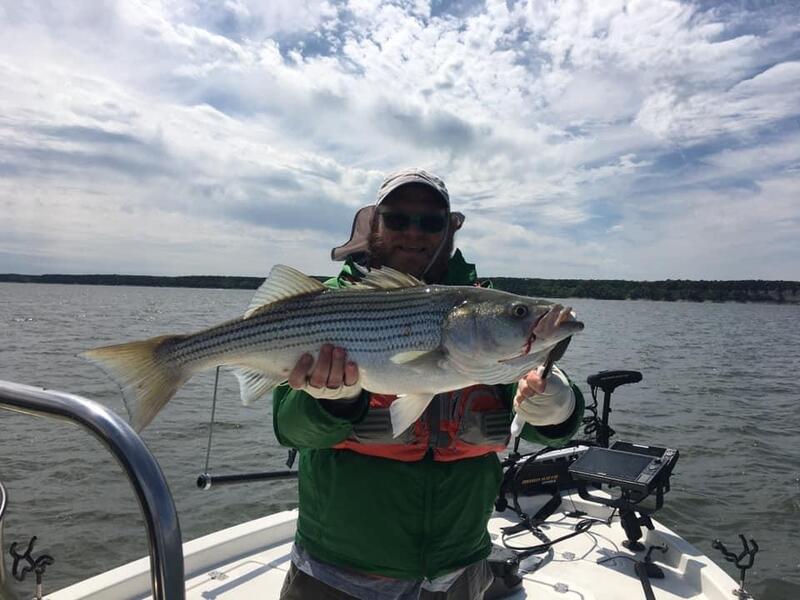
{"left": 48, "top": 490, "right": 741, "bottom": 600}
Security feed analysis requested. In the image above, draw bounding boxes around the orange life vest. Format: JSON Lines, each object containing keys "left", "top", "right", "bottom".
{"left": 333, "top": 385, "right": 512, "bottom": 462}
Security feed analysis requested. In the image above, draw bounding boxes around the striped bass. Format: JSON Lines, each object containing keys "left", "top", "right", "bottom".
{"left": 81, "top": 265, "right": 583, "bottom": 436}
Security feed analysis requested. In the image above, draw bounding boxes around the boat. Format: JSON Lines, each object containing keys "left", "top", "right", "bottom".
{"left": 0, "top": 375, "right": 758, "bottom": 600}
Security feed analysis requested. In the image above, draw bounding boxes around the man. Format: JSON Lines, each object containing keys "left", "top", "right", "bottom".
{"left": 273, "top": 168, "right": 584, "bottom": 599}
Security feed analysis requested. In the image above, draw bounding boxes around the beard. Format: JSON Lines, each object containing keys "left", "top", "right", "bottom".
{"left": 368, "top": 231, "right": 454, "bottom": 283}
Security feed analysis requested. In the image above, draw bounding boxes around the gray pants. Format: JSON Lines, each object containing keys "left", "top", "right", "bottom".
{"left": 279, "top": 561, "right": 494, "bottom": 600}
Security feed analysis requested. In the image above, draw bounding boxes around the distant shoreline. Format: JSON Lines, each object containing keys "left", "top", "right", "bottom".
{"left": 2, "top": 273, "right": 799, "bottom": 304}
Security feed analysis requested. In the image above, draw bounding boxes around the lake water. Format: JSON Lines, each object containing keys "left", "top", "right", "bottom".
{"left": 1, "top": 282, "right": 798, "bottom": 599}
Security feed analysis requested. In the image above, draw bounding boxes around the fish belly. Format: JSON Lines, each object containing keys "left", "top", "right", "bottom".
{"left": 359, "top": 363, "right": 473, "bottom": 396}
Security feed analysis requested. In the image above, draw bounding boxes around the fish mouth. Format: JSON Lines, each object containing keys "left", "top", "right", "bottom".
{"left": 521, "top": 312, "right": 546, "bottom": 356}
{"left": 498, "top": 307, "right": 577, "bottom": 364}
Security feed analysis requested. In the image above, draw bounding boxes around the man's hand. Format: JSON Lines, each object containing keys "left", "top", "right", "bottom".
{"left": 513, "top": 365, "right": 575, "bottom": 427}
{"left": 288, "top": 344, "right": 362, "bottom": 401}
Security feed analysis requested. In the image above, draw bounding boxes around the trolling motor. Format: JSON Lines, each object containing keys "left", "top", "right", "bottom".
{"left": 585, "top": 370, "right": 642, "bottom": 448}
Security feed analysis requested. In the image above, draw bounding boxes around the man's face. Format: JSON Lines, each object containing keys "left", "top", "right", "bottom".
{"left": 374, "top": 184, "right": 448, "bottom": 278}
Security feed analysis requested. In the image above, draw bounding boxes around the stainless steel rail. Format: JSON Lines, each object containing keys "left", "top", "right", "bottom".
{"left": 0, "top": 380, "right": 185, "bottom": 599}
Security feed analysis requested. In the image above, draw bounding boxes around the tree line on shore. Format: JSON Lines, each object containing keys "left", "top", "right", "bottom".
{"left": 2, "top": 273, "right": 799, "bottom": 304}
{"left": 487, "top": 277, "right": 800, "bottom": 304}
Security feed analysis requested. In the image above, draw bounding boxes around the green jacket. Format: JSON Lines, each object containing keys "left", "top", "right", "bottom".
{"left": 273, "top": 250, "right": 584, "bottom": 579}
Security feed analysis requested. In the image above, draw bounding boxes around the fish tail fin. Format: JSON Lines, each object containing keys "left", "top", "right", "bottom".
{"left": 389, "top": 393, "right": 434, "bottom": 438}
{"left": 79, "top": 335, "right": 189, "bottom": 431}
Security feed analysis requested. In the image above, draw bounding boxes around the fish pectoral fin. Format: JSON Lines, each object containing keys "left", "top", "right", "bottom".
{"left": 389, "top": 349, "right": 447, "bottom": 371}
{"left": 230, "top": 368, "right": 283, "bottom": 405}
{"left": 390, "top": 350, "right": 434, "bottom": 365}
{"left": 244, "top": 265, "right": 327, "bottom": 319}
{"left": 389, "top": 393, "right": 435, "bottom": 438}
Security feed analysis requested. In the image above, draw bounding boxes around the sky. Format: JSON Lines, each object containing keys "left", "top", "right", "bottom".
{"left": 1, "top": 0, "right": 798, "bottom": 280}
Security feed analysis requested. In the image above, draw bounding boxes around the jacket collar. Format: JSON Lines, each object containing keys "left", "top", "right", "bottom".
{"left": 441, "top": 249, "right": 477, "bottom": 286}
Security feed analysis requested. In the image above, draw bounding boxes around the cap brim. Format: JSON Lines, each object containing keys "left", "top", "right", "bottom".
{"left": 331, "top": 205, "right": 376, "bottom": 261}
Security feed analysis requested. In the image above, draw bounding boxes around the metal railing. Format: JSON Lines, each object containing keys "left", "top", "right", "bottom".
{"left": 0, "top": 380, "right": 185, "bottom": 599}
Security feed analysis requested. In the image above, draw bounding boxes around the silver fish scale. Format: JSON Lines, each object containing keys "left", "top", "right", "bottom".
{"left": 165, "top": 286, "right": 460, "bottom": 367}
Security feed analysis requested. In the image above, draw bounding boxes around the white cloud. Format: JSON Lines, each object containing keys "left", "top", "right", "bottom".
{"left": 636, "top": 62, "right": 800, "bottom": 141}
{"left": 593, "top": 171, "right": 800, "bottom": 280}
{"left": 1, "top": 0, "right": 798, "bottom": 279}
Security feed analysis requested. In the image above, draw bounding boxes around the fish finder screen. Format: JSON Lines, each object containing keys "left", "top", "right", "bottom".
{"left": 571, "top": 449, "right": 653, "bottom": 481}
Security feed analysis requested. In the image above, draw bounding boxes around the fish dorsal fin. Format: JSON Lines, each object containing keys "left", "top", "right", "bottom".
{"left": 245, "top": 264, "right": 327, "bottom": 318}
{"left": 350, "top": 266, "right": 424, "bottom": 291}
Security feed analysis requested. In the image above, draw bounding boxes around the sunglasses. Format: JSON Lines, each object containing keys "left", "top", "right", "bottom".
{"left": 379, "top": 211, "right": 447, "bottom": 234}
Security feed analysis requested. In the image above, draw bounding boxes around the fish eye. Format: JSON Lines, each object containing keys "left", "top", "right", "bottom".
{"left": 510, "top": 303, "right": 529, "bottom": 318}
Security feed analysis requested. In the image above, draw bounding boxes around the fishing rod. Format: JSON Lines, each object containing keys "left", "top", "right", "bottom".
{"left": 196, "top": 367, "right": 298, "bottom": 491}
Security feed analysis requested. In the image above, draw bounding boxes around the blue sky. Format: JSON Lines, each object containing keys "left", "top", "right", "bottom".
{"left": 1, "top": 0, "right": 798, "bottom": 280}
